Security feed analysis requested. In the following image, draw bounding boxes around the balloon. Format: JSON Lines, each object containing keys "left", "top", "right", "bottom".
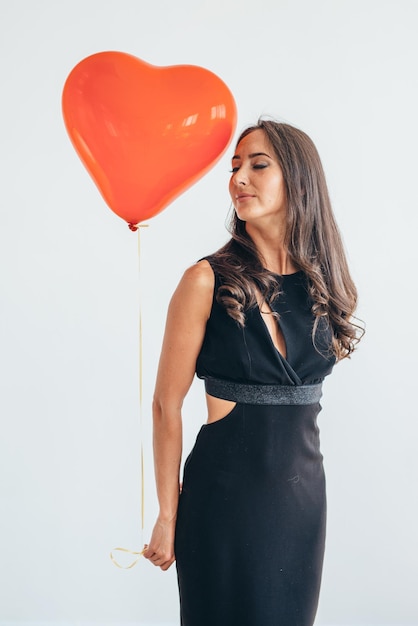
{"left": 62, "top": 51, "right": 237, "bottom": 228}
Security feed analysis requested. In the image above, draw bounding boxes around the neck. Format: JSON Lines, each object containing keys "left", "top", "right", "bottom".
{"left": 245, "top": 222, "right": 298, "bottom": 275}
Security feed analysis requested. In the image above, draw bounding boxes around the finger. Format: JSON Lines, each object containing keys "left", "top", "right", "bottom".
{"left": 149, "top": 558, "right": 166, "bottom": 567}
{"left": 143, "top": 547, "right": 152, "bottom": 558}
{"left": 151, "top": 551, "right": 173, "bottom": 566}
{"left": 152, "top": 554, "right": 167, "bottom": 565}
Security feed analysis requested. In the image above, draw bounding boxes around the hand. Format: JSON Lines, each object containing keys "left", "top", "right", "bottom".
{"left": 143, "top": 515, "right": 176, "bottom": 571}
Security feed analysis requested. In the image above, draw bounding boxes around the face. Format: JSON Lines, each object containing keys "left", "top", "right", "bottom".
{"left": 229, "top": 129, "right": 287, "bottom": 226}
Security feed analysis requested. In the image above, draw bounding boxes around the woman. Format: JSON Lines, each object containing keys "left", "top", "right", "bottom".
{"left": 144, "top": 119, "right": 363, "bottom": 625}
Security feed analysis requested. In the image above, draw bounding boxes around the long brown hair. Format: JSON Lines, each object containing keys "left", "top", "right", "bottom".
{"left": 210, "top": 119, "right": 364, "bottom": 361}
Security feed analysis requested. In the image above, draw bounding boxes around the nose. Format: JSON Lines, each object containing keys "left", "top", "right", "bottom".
{"left": 232, "top": 168, "right": 248, "bottom": 186}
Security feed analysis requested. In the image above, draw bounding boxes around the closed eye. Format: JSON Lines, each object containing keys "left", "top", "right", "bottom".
{"left": 230, "top": 163, "right": 268, "bottom": 173}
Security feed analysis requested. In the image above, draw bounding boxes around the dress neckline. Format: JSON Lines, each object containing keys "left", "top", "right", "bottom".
{"left": 269, "top": 269, "right": 304, "bottom": 278}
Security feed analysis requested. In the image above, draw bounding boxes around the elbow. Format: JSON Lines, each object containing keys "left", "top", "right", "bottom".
{"left": 151, "top": 394, "right": 183, "bottom": 441}
{"left": 152, "top": 393, "right": 183, "bottom": 425}
{"left": 152, "top": 395, "right": 164, "bottom": 423}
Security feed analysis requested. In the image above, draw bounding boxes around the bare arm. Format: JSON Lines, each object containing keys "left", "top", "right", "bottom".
{"left": 143, "top": 260, "right": 214, "bottom": 570}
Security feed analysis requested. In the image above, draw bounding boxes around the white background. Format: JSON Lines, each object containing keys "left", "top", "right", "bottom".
{"left": 1, "top": 1, "right": 417, "bottom": 625}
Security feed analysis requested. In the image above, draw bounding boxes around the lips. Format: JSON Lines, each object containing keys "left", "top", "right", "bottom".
{"left": 235, "top": 193, "right": 255, "bottom": 200}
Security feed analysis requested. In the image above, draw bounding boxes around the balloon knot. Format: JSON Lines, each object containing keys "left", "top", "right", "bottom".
{"left": 128, "top": 223, "right": 139, "bottom": 232}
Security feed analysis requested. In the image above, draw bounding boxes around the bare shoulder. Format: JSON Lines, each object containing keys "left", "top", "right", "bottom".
{"left": 168, "top": 260, "right": 214, "bottom": 321}
{"left": 180, "top": 259, "right": 214, "bottom": 291}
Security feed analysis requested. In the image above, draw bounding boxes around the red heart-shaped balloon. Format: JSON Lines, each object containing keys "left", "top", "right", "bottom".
{"left": 62, "top": 51, "right": 237, "bottom": 227}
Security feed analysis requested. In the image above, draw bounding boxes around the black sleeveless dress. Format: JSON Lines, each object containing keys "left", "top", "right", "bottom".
{"left": 174, "top": 259, "right": 335, "bottom": 626}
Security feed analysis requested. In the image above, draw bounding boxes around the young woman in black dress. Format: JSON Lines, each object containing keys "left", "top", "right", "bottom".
{"left": 144, "top": 120, "right": 363, "bottom": 625}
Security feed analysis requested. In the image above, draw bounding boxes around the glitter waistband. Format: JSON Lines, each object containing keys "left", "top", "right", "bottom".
{"left": 204, "top": 377, "right": 323, "bottom": 405}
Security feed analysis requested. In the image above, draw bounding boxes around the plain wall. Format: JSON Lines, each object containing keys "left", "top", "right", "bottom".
{"left": 1, "top": 0, "right": 417, "bottom": 624}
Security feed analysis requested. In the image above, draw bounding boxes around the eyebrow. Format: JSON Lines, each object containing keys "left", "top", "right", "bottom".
{"left": 231, "top": 152, "right": 272, "bottom": 161}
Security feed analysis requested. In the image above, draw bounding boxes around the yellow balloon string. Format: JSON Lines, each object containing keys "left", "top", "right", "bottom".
{"left": 110, "top": 223, "right": 149, "bottom": 569}
{"left": 110, "top": 546, "right": 146, "bottom": 569}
